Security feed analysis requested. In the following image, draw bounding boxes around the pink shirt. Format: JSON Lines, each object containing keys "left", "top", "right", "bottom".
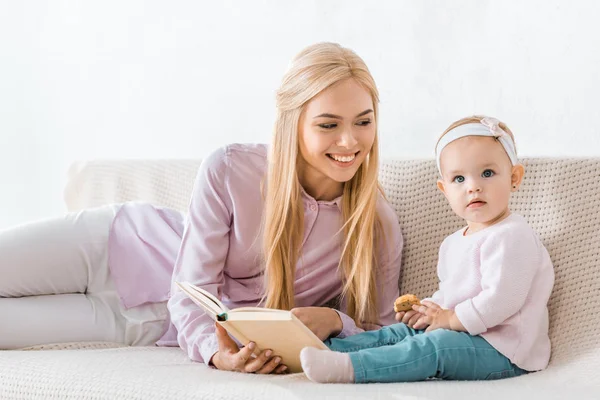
{"left": 427, "top": 214, "right": 554, "bottom": 371}
{"left": 108, "top": 143, "right": 403, "bottom": 364}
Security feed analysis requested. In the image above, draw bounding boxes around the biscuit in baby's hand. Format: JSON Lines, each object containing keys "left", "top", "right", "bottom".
{"left": 393, "top": 294, "right": 421, "bottom": 312}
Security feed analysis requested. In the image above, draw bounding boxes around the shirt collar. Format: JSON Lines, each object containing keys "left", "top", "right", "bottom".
{"left": 299, "top": 185, "right": 342, "bottom": 210}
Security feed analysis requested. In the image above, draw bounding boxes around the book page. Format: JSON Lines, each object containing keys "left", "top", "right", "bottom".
{"left": 183, "top": 282, "right": 229, "bottom": 312}
{"left": 230, "top": 307, "right": 287, "bottom": 314}
{"left": 175, "top": 282, "right": 225, "bottom": 318}
{"left": 228, "top": 310, "right": 291, "bottom": 320}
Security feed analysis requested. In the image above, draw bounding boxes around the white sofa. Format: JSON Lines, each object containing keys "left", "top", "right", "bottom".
{"left": 1, "top": 157, "right": 599, "bottom": 399}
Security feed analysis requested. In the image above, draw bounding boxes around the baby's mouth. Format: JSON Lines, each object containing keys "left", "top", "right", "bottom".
{"left": 467, "top": 200, "right": 486, "bottom": 208}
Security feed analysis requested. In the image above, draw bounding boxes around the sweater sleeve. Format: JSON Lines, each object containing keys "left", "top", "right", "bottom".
{"left": 454, "top": 227, "right": 540, "bottom": 335}
{"left": 167, "top": 146, "right": 232, "bottom": 364}
{"left": 422, "top": 237, "right": 450, "bottom": 306}
{"left": 422, "top": 289, "right": 444, "bottom": 306}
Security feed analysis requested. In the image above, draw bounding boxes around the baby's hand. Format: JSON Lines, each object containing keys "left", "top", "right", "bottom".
{"left": 411, "top": 301, "right": 466, "bottom": 332}
{"left": 395, "top": 309, "right": 427, "bottom": 329}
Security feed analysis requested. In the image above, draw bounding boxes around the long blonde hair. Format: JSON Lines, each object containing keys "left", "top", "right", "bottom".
{"left": 263, "top": 42, "right": 383, "bottom": 327}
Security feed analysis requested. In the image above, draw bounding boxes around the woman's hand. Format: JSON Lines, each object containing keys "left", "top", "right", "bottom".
{"left": 395, "top": 309, "right": 426, "bottom": 329}
{"left": 291, "top": 306, "right": 343, "bottom": 340}
{"left": 210, "top": 323, "right": 288, "bottom": 374}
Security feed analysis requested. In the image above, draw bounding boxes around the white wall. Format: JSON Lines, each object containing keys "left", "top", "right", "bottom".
{"left": 1, "top": 0, "right": 599, "bottom": 229}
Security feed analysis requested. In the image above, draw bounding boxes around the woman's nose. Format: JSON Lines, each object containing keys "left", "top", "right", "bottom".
{"left": 337, "top": 129, "right": 358, "bottom": 148}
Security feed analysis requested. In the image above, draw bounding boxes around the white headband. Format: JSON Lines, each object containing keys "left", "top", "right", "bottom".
{"left": 435, "top": 117, "right": 518, "bottom": 176}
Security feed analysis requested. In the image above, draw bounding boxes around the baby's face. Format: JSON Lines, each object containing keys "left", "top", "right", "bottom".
{"left": 437, "top": 136, "right": 519, "bottom": 233}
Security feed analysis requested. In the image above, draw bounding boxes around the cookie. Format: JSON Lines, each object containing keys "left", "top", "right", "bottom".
{"left": 393, "top": 294, "right": 421, "bottom": 312}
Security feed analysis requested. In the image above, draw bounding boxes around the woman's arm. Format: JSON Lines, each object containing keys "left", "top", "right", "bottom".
{"left": 168, "top": 146, "right": 284, "bottom": 374}
{"left": 167, "top": 147, "right": 233, "bottom": 364}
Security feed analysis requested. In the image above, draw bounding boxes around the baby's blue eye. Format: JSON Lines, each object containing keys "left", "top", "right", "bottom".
{"left": 453, "top": 175, "right": 465, "bottom": 183}
{"left": 482, "top": 169, "right": 495, "bottom": 178}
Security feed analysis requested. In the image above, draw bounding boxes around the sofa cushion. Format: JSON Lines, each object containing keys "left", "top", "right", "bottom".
{"left": 1, "top": 345, "right": 598, "bottom": 399}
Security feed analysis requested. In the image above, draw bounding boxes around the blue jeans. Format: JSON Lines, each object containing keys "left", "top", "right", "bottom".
{"left": 325, "top": 323, "right": 528, "bottom": 383}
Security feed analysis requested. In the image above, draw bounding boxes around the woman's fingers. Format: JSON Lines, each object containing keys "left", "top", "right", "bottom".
{"left": 213, "top": 323, "right": 243, "bottom": 370}
{"left": 243, "top": 348, "right": 274, "bottom": 373}
{"left": 241, "top": 348, "right": 288, "bottom": 374}
{"left": 253, "top": 354, "right": 283, "bottom": 374}
{"left": 215, "top": 323, "right": 239, "bottom": 352}
{"left": 233, "top": 342, "right": 257, "bottom": 370}
{"left": 213, "top": 322, "right": 286, "bottom": 374}
{"left": 273, "top": 364, "right": 289, "bottom": 374}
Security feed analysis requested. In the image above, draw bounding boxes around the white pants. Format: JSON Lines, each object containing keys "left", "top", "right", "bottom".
{"left": 0, "top": 205, "right": 168, "bottom": 349}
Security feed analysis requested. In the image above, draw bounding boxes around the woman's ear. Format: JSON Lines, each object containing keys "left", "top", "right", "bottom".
{"left": 511, "top": 164, "right": 525, "bottom": 191}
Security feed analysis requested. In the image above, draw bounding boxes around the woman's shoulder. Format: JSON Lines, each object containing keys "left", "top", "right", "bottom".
{"left": 224, "top": 143, "right": 268, "bottom": 161}
{"left": 191, "top": 143, "right": 268, "bottom": 203}
{"left": 198, "top": 144, "right": 268, "bottom": 187}
{"left": 203, "top": 143, "right": 268, "bottom": 170}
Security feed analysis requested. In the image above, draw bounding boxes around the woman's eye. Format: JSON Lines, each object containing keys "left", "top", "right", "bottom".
{"left": 318, "top": 123, "right": 337, "bottom": 129}
{"left": 482, "top": 169, "right": 495, "bottom": 178}
{"left": 356, "top": 119, "right": 372, "bottom": 126}
{"left": 453, "top": 175, "right": 465, "bottom": 183}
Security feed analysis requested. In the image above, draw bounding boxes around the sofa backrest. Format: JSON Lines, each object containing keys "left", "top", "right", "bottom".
{"left": 65, "top": 157, "right": 600, "bottom": 366}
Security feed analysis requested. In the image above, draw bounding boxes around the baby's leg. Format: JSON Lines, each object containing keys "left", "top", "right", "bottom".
{"left": 325, "top": 323, "right": 421, "bottom": 353}
{"left": 302, "top": 323, "right": 421, "bottom": 383}
{"left": 0, "top": 206, "right": 126, "bottom": 348}
{"left": 302, "top": 329, "right": 526, "bottom": 383}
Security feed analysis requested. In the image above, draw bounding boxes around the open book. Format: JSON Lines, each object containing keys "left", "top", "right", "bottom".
{"left": 176, "top": 282, "right": 329, "bottom": 373}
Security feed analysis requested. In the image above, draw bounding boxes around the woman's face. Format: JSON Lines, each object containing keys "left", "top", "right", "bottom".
{"left": 297, "top": 78, "right": 376, "bottom": 201}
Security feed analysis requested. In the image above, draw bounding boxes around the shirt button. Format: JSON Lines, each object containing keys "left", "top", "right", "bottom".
{"left": 310, "top": 204, "right": 317, "bottom": 211}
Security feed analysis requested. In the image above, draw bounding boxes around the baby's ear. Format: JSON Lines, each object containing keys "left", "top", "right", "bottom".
{"left": 511, "top": 164, "right": 525, "bottom": 191}
{"left": 437, "top": 180, "right": 447, "bottom": 196}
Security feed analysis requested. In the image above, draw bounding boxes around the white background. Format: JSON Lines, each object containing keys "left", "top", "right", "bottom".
{"left": 1, "top": 0, "right": 599, "bottom": 229}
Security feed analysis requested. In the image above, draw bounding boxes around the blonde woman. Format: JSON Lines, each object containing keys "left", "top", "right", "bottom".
{"left": 0, "top": 43, "right": 403, "bottom": 374}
